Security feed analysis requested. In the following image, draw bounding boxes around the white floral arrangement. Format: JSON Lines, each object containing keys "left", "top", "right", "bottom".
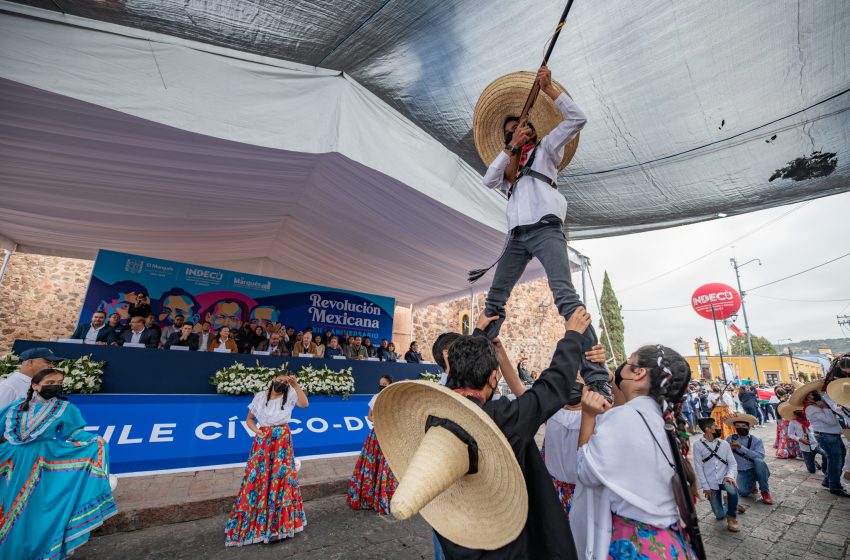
{"left": 210, "top": 361, "right": 287, "bottom": 395}
{"left": 0, "top": 352, "right": 22, "bottom": 380}
{"left": 57, "top": 355, "right": 106, "bottom": 394}
{"left": 419, "top": 372, "right": 441, "bottom": 383}
{"left": 296, "top": 365, "right": 355, "bottom": 399}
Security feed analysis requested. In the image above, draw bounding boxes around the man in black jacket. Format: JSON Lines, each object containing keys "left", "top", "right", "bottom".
{"left": 116, "top": 316, "right": 159, "bottom": 348}
{"left": 432, "top": 309, "right": 589, "bottom": 559}
{"left": 164, "top": 322, "right": 200, "bottom": 351}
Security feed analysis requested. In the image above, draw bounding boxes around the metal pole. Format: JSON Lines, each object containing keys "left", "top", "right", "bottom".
{"left": 0, "top": 245, "right": 16, "bottom": 289}
{"left": 710, "top": 304, "right": 728, "bottom": 383}
{"left": 731, "top": 257, "right": 761, "bottom": 384}
{"left": 581, "top": 255, "right": 588, "bottom": 304}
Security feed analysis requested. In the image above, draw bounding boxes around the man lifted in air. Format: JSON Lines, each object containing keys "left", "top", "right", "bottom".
{"left": 475, "top": 65, "right": 611, "bottom": 400}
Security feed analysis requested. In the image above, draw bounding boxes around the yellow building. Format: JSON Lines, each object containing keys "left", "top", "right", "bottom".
{"left": 685, "top": 354, "right": 824, "bottom": 385}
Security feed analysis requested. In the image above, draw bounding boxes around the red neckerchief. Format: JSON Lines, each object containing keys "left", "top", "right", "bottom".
{"left": 519, "top": 143, "right": 535, "bottom": 165}
{"left": 796, "top": 409, "right": 811, "bottom": 431}
{"left": 452, "top": 388, "right": 485, "bottom": 406}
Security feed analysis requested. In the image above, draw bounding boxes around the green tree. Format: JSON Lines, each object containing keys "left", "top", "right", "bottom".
{"left": 597, "top": 271, "right": 626, "bottom": 363}
{"left": 729, "top": 334, "right": 777, "bottom": 355}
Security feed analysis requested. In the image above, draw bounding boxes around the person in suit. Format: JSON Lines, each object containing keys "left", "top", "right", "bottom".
{"left": 164, "top": 323, "right": 200, "bottom": 351}
{"left": 116, "top": 316, "right": 158, "bottom": 348}
{"left": 209, "top": 326, "right": 238, "bottom": 353}
{"left": 103, "top": 313, "right": 125, "bottom": 340}
{"left": 362, "top": 337, "right": 377, "bottom": 358}
{"left": 404, "top": 341, "right": 423, "bottom": 363}
{"left": 346, "top": 336, "right": 369, "bottom": 360}
{"left": 255, "top": 331, "right": 289, "bottom": 356}
{"left": 159, "top": 314, "right": 185, "bottom": 347}
{"left": 196, "top": 321, "right": 213, "bottom": 352}
{"left": 324, "top": 336, "right": 344, "bottom": 358}
{"left": 127, "top": 293, "right": 152, "bottom": 319}
{"left": 293, "top": 332, "right": 320, "bottom": 357}
{"left": 71, "top": 310, "right": 113, "bottom": 344}
{"left": 383, "top": 342, "right": 399, "bottom": 362}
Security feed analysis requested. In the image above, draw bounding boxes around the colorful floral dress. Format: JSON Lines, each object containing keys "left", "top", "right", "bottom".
{"left": 347, "top": 394, "right": 398, "bottom": 514}
{"left": 225, "top": 390, "right": 305, "bottom": 546}
{"left": 775, "top": 418, "right": 801, "bottom": 458}
{"left": 0, "top": 397, "right": 117, "bottom": 559}
{"left": 609, "top": 514, "right": 698, "bottom": 560}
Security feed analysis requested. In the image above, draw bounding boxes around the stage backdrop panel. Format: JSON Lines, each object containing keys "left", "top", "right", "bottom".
{"left": 80, "top": 249, "right": 395, "bottom": 342}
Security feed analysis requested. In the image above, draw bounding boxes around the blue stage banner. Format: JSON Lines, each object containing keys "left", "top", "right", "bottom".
{"left": 69, "top": 394, "right": 373, "bottom": 475}
{"left": 80, "top": 249, "right": 395, "bottom": 342}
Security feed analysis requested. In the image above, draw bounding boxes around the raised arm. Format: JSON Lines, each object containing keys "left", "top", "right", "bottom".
{"left": 539, "top": 66, "right": 587, "bottom": 155}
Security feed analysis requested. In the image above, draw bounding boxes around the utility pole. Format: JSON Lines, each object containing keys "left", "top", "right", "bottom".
{"left": 731, "top": 256, "right": 762, "bottom": 384}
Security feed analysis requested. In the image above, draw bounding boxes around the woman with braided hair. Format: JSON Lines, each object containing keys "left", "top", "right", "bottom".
{"left": 0, "top": 368, "right": 117, "bottom": 559}
{"left": 571, "top": 345, "right": 700, "bottom": 560}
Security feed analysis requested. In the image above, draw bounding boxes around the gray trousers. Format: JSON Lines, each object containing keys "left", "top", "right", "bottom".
{"left": 484, "top": 217, "right": 609, "bottom": 384}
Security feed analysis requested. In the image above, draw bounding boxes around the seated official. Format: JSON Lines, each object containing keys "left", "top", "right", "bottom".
{"left": 345, "top": 336, "right": 368, "bottom": 360}
{"left": 362, "top": 337, "right": 377, "bottom": 358}
{"left": 196, "top": 321, "right": 213, "bottom": 352}
{"left": 376, "top": 339, "right": 389, "bottom": 361}
{"left": 159, "top": 314, "right": 185, "bottom": 347}
{"left": 209, "top": 326, "right": 238, "bottom": 353}
{"left": 115, "top": 316, "right": 159, "bottom": 348}
{"left": 104, "top": 312, "right": 125, "bottom": 339}
{"left": 255, "top": 332, "right": 289, "bottom": 356}
{"left": 71, "top": 310, "right": 113, "bottom": 344}
{"left": 145, "top": 314, "right": 163, "bottom": 345}
{"left": 313, "top": 336, "right": 326, "bottom": 358}
{"left": 383, "top": 342, "right": 399, "bottom": 362}
{"left": 404, "top": 341, "right": 423, "bottom": 363}
{"left": 164, "top": 323, "right": 200, "bottom": 351}
{"left": 293, "top": 332, "right": 320, "bottom": 357}
{"left": 725, "top": 414, "right": 773, "bottom": 504}
{"left": 324, "top": 336, "right": 344, "bottom": 358}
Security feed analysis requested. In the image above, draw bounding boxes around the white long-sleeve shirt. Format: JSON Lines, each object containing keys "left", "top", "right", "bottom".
{"left": 482, "top": 93, "right": 586, "bottom": 230}
{"left": 805, "top": 403, "right": 843, "bottom": 434}
{"left": 544, "top": 408, "right": 581, "bottom": 484}
{"left": 786, "top": 419, "right": 818, "bottom": 452}
{"left": 692, "top": 438, "right": 737, "bottom": 491}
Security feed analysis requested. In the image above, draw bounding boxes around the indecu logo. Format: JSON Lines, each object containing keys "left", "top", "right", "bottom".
{"left": 185, "top": 268, "right": 224, "bottom": 281}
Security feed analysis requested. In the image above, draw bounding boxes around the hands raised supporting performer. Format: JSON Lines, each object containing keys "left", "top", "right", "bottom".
{"left": 472, "top": 66, "right": 612, "bottom": 401}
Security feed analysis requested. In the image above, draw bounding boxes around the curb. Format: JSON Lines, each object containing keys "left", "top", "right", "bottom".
{"left": 94, "top": 477, "right": 349, "bottom": 535}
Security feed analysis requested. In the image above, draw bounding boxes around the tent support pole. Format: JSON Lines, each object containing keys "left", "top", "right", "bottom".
{"left": 0, "top": 245, "right": 16, "bottom": 289}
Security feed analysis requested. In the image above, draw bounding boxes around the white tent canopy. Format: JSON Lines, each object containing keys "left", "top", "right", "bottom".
{"left": 0, "top": 5, "right": 581, "bottom": 307}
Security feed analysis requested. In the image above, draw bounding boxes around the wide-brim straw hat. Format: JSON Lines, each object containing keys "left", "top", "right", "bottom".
{"left": 789, "top": 379, "right": 825, "bottom": 407}
{"left": 472, "top": 71, "right": 579, "bottom": 172}
{"left": 724, "top": 413, "right": 758, "bottom": 427}
{"left": 373, "top": 381, "right": 527, "bottom": 550}
{"left": 777, "top": 402, "right": 802, "bottom": 421}
{"left": 826, "top": 378, "right": 850, "bottom": 408}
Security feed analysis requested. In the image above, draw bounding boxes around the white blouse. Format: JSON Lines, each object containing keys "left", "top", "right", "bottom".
{"left": 572, "top": 397, "right": 680, "bottom": 560}
{"left": 544, "top": 408, "right": 581, "bottom": 484}
{"left": 248, "top": 389, "right": 298, "bottom": 427}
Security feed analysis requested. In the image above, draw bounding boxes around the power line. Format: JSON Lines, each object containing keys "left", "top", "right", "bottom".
{"left": 747, "top": 251, "right": 850, "bottom": 292}
{"left": 619, "top": 202, "right": 809, "bottom": 293}
{"left": 562, "top": 86, "right": 850, "bottom": 177}
{"left": 749, "top": 294, "right": 850, "bottom": 303}
{"left": 622, "top": 304, "right": 691, "bottom": 312}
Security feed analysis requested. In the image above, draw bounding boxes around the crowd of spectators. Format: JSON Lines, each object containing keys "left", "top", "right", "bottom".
{"left": 70, "top": 310, "right": 426, "bottom": 362}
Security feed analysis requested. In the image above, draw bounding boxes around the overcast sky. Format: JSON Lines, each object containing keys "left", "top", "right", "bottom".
{"left": 571, "top": 190, "right": 850, "bottom": 358}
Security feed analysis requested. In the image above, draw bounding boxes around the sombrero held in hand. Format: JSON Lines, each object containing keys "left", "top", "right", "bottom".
{"left": 472, "top": 71, "right": 580, "bottom": 172}
{"left": 373, "top": 380, "right": 527, "bottom": 550}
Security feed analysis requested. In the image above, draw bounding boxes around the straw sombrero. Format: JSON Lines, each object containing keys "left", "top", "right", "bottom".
{"left": 789, "top": 379, "right": 825, "bottom": 406}
{"left": 826, "top": 378, "right": 850, "bottom": 408}
{"left": 373, "top": 381, "right": 527, "bottom": 550}
{"left": 472, "top": 71, "right": 579, "bottom": 172}
{"left": 777, "top": 402, "right": 802, "bottom": 421}
{"left": 724, "top": 413, "right": 758, "bottom": 427}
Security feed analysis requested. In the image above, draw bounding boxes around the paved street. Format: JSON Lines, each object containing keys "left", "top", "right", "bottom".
{"left": 78, "top": 422, "right": 849, "bottom": 560}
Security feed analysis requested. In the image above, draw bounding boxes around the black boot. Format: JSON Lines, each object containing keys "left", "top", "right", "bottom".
{"left": 586, "top": 379, "right": 613, "bottom": 403}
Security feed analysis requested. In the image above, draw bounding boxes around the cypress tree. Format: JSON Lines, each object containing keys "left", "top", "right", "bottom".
{"left": 598, "top": 271, "right": 626, "bottom": 363}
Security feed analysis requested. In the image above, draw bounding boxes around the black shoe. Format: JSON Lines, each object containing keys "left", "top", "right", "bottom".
{"left": 822, "top": 481, "right": 830, "bottom": 488}
{"left": 829, "top": 489, "right": 850, "bottom": 498}
{"left": 586, "top": 379, "right": 613, "bottom": 403}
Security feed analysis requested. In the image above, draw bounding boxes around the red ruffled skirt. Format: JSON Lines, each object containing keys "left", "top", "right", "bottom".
{"left": 775, "top": 419, "right": 801, "bottom": 458}
{"left": 225, "top": 425, "right": 305, "bottom": 546}
{"left": 347, "top": 428, "right": 398, "bottom": 514}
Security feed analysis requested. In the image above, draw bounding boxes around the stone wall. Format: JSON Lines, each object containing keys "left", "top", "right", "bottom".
{"left": 0, "top": 253, "right": 93, "bottom": 353}
{"left": 413, "top": 278, "right": 568, "bottom": 375}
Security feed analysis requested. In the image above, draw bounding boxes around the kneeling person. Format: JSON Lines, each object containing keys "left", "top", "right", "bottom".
{"left": 725, "top": 414, "right": 772, "bottom": 505}
{"left": 694, "top": 418, "right": 740, "bottom": 532}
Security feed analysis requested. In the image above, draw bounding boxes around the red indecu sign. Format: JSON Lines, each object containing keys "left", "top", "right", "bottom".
{"left": 691, "top": 283, "right": 742, "bottom": 320}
